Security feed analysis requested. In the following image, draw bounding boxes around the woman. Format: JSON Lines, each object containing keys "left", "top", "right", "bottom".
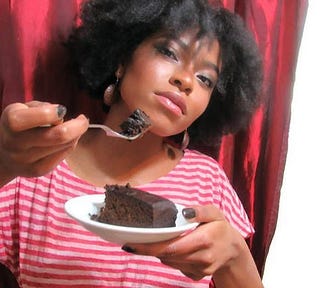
{"left": 0, "top": 0, "right": 263, "bottom": 287}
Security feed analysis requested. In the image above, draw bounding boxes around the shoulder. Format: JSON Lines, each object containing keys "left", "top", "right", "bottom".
{"left": 171, "top": 149, "right": 234, "bottom": 198}
{"left": 182, "top": 149, "right": 229, "bottom": 180}
{"left": 183, "top": 149, "right": 221, "bottom": 168}
{"left": 183, "top": 149, "right": 254, "bottom": 238}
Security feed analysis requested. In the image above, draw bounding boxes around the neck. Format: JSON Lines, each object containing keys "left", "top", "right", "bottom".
{"left": 66, "top": 129, "right": 183, "bottom": 187}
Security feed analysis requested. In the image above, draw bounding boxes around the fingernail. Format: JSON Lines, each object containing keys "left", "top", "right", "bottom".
{"left": 57, "top": 105, "right": 67, "bottom": 119}
{"left": 121, "top": 245, "right": 136, "bottom": 253}
{"left": 182, "top": 208, "right": 196, "bottom": 219}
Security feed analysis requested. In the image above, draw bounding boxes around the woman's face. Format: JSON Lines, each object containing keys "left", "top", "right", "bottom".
{"left": 119, "top": 30, "right": 221, "bottom": 137}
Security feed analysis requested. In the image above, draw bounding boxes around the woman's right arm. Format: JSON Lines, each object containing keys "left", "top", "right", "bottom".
{"left": 0, "top": 101, "right": 89, "bottom": 187}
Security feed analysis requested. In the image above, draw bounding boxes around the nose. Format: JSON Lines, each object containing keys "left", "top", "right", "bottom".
{"left": 170, "top": 68, "right": 193, "bottom": 94}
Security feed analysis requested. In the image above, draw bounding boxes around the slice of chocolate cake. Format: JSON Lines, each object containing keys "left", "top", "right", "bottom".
{"left": 93, "top": 184, "right": 178, "bottom": 228}
{"left": 120, "top": 109, "right": 151, "bottom": 138}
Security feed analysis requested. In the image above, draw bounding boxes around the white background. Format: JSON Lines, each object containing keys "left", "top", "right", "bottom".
{"left": 262, "top": 0, "right": 332, "bottom": 287}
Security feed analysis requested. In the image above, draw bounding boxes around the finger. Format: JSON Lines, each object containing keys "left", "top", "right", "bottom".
{"left": 159, "top": 259, "right": 205, "bottom": 281}
{"left": 159, "top": 232, "right": 226, "bottom": 268}
{"left": 3, "top": 115, "right": 88, "bottom": 150}
{"left": 182, "top": 205, "right": 225, "bottom": 223}
{"left": 8, "top": 140, "right": 78, "bottom": 165}
{"left": 122, "top": 239, "right": 175, "bottom": 256}
{"left": 30, "top": 115, "right": 88, "bottom": 147}
{"left": 160, "top": 255, "right": 211, "bottom": 281}
{"left": 25, "top": 101, "right": 52, "bottom": 107}
{"left": 125, "top": 231, "right": 200, "bottom": 257}
{"left": 181, "top": 271, "right": 204, "bottom": 281}
{"left": 4, "top": 103, "right": 67, "bottom": 131}
{"left": 158, "top": 236, "right": 228, "bottom": 279}
{"left": 126, "top": 220, "right": 226, "bottom": 258}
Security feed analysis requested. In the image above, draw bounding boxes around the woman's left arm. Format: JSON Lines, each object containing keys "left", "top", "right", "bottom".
{"left": 123, "top": 205, "right": 263, "bottom": 288}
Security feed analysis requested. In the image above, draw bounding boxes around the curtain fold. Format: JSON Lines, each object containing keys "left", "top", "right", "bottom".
{"left": 219, "top": 0, "right": 308, "bottom": 275}
{"left": 0, "top": 0, "right": 104, "bottom": 121}
{"left": 0, "top": 0, "right": 308, "bottom": 278}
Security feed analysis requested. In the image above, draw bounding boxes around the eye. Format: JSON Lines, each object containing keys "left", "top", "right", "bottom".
{"left": 156, "top": 44, "right": 178, "bottom": 61}
{"left": 197, "top": 75, "right": 214, "bottom": 88}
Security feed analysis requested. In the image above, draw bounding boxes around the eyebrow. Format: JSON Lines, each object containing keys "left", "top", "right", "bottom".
{"left": 173, "top": 37, "right": 221, "bottom": 75}
{"left": 203, "top": 61, "right": 220, "bottom": 75}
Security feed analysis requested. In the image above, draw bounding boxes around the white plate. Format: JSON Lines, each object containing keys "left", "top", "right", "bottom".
{"left": 65, "top": 194, "right": 199, "bottom": 245}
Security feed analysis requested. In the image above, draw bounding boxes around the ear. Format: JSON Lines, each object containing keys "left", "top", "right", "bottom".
{"left": 116, "top": 65, "right": 124, "bottom": 79}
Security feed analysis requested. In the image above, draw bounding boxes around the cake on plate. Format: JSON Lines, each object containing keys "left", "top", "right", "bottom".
{"left": 92, "top": 184, "right": 178, "bottom": 228}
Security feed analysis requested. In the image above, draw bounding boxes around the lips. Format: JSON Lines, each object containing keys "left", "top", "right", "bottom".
{"left": 155, "top": 91, "right": 187, "bottom": 116}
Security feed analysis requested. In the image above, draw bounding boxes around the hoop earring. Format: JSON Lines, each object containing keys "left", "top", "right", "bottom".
{"left": 103, "top": 78, "right": 119, "bottom": 106}
{"left": 180, "top": 129, "right": 190, "bottom": 150}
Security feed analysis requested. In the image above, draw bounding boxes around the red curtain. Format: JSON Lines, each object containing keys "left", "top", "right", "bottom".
{"left": 0, "top": 0, "right": 308, "bottom": 280}
{"left": 218, "top": 0, "right": 308, "bottom": 276}
{"left": 0, "top": 0, "right": 104, "bottom": 121}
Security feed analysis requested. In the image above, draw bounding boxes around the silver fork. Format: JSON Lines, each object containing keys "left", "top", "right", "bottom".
{"left": 88, "top": 109, "right": 151, "bottom": 141}
{"left": 88, "top": 124, "right": 144, "bottom": 140}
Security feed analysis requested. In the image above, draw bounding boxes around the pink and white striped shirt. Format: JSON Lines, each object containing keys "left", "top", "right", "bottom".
{"left": 0, "top": 149, "right": 254, "bottom": 288}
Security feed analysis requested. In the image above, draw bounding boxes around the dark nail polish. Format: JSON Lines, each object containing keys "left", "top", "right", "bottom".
{"left": 121, "top": 245, "right": 136, "bottom": 253}
{"left": 57, "top": 105, "right": 67, "bottom": 119}
{"left": 182, "top": 208, "right": 196, "bottom": 219}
